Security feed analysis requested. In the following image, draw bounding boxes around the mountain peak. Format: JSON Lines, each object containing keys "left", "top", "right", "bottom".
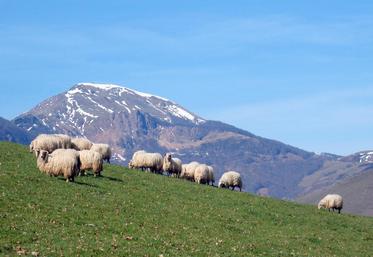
{"left": 15, "top": 82, "right": 206, "bottom": 140}
{"left": 72, "top": 82, "right": 171, "bottom": 102}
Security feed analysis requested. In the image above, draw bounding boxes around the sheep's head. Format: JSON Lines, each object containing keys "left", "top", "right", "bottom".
{"left": 218, "top": 182, "right": 225, "bottom": 188}
{"left": 128, "top": 160, "right": 134, "bottom": 169}
{"left": 165, "top": 153, "right": 172, "bottom": 162}
{"left": 317, "top": 200, "right": 325, "bottom": 209}
{"left": 38, "top": 150, "right": 49, "bottom": 161}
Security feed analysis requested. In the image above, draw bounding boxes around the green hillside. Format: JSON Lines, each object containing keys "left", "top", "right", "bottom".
{"left": 0, "top": 142, "right": 372, "bottom": 257}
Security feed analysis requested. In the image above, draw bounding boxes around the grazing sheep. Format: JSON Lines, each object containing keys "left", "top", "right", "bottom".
{"left": 180, "top": 161, "right": 200, "bottom": 181}
{"left": 128, "top": 150, "right": 146, "bottom": 170}
{"left": 163, "top": 153, "right": 182, "bottom": 177}
{"left": 194, "top": 164, "right": 209, "bottom": 184}
{"left": 91, "top": 143, "right": 111, "bottom": 163}
{"left": 71, "top": 137, "right": 93, "bottom": 151}
{"left": 129, "top": 150, "right": 146, "bottom": 168}
{"left": 318, "top": 194, "right": 343, "bottom": 213}
{"left": 36, "top": 149, "right": 80, "bottom": 182}
{"left": 79, "top": 150, "right": 103, "bottom": 177}
{"left": 129, "top": 150, "right": 163, "bottom": 173}
{"left": 207, "top": 165, "right": 215, "bottom": 186}
{"left": 30, "top": 134, "right": 71, "bottom": 156}
{"left": 218, "top": 171, "right": 242, "bottom": 191}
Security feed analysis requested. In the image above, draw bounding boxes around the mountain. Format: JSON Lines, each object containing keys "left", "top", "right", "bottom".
{"left": 10, "top": 82, "right": 368, "bottom": 201}
{"left": 297, "top": 151, "right": 373, "bottom": 216}
{"left": 0, "top": 117, "right": 31, "bottom": 144}
{"left": 297, "top": 150, "right": 373, "bottom": 196}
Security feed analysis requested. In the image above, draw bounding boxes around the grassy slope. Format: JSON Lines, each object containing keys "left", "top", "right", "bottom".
{"left": 0, "top": 142, "right": 372, "bottom": 257}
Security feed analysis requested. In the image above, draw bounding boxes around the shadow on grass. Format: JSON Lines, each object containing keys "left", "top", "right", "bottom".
{"left": 57, "top": 177, "right": 99, "bottom": 188}
{"left": 79, "top": 173, "right": 124, "bottom": 183}
{"left": 74, "top": 181, "right": 99, "bottom": 188}
{"left": 98, "top": 175, "right": 124, "bottom": 183}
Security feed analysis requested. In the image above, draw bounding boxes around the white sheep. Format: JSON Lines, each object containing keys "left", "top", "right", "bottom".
{"left": 218, "top": 171, "right": 242, "bottom": 191}
{"left": 180, "top": 161, "right": 200, "bottom": 181}
{"left": 71, "top": 137, "right": 93, "bottom": 151}
{"left": 30, "top": 134, "right": 71, "bottom": 156}
{"left": 163, "top": 153, "right": 182, "bottom": 177}
{"left": 54, "top": 134, "right": 72, "bottom": 149}
{"left": 129, "top": 150, "right": 163, "bottom": 173}
{"left": 36, "top": 149, "right": 80, "bottom": 182}
{"left": 91, "top": 143, "right": 111, "bottom": 163}
{"left": 207, "top": 165, "right": 215, "bottom": 186}
{"left": 318, "top": 194, "right": 343, "bottom": 213}
{"left": 79, "top": 150, "right": 103, "bottom": 177}
{"left": 194, "top": 164, "right": 209, "bottom": 184}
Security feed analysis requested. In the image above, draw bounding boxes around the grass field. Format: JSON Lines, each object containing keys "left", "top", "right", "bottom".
{"left": 0, "top": 142, "right": 372, "bottom": 256}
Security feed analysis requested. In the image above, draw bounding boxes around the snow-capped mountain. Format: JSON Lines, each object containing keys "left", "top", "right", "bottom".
{"left": 19, "top": 82, "right": 205, "bottom": 138}
{"left": 13, "top": 82, "right": 321, "bottom": 198}
{"left": 11, "top": 82, "right": 373, "bottom": 203}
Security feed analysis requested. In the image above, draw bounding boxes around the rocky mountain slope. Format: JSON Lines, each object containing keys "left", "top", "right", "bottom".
{"left": 11, "top": 83, "right": 371, "bottom": 200}
{"left": 297, "top": 151, "right": 373, "bottom": 195}
{"left": 0, "top": 117, "right": 31, "bottom": 144}
{"left": 297, "top": 151, "right": 373, "bottom": 216}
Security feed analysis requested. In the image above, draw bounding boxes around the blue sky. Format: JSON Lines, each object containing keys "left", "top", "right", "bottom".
{"left": 1, "top": 0, "right": 373, "bottom": 155}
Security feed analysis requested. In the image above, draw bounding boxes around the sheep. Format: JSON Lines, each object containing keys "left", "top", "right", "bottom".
{"left": 79, "top": 150, "right": 103, "bottom": 177}
{"left": 71, "top": 137, "right": 93, "bottom": 151}
{"left": 36, "top": 149, "right": 80, "bottom": 182}
{"left": 162, "top": 153, "right": 182, "bottom": 177}
{"left": 54, "top": 134, "right": 72, "bottom": 149}
{"left": 129, "top": 150, "right": 163, "bottom": 173}
{"left": 194, "top": 164, "right": 209, "bottom": 184}
{"left": 218, "top": 171, "right": 242, "bottom": 191}
{"left": 180, "top": 161, "right": 200, "bottom": 181}
{"left": 318, "top": 194, "right": 343, "bottom": 213}
{"left": 30, "top": 134, "right": 71, "bottom": 156}
{"left": 207, "top": 165, "right": 215, "bottom": 186}
{"left": 128, "top": 150, "right": 145, "bottom": 170}
{"left": 91, "top": 143, "right": 111, "bottom": 163}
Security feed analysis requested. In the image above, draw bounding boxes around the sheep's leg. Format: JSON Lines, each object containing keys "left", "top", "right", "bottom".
{"left": 338, "top": 209, "right": 341, "bottom": 214}
{"left": 231, "top": 186, "right": 235, "bottom": 191}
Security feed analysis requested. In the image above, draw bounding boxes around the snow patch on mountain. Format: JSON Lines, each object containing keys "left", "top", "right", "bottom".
{"left": 359, "top": 151, "right": 373, "bottom": 163}
{"left": 68, "top": 82, "right": 206, "bottom": 124}
{"left": 77, "top": 82, "right": 170, "bottom": 102}
{"left": 166, "top": 104, "right": 197, "bottom": 122}
{"left": 76, "top": 82, "right": 120, "bottom": 91}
